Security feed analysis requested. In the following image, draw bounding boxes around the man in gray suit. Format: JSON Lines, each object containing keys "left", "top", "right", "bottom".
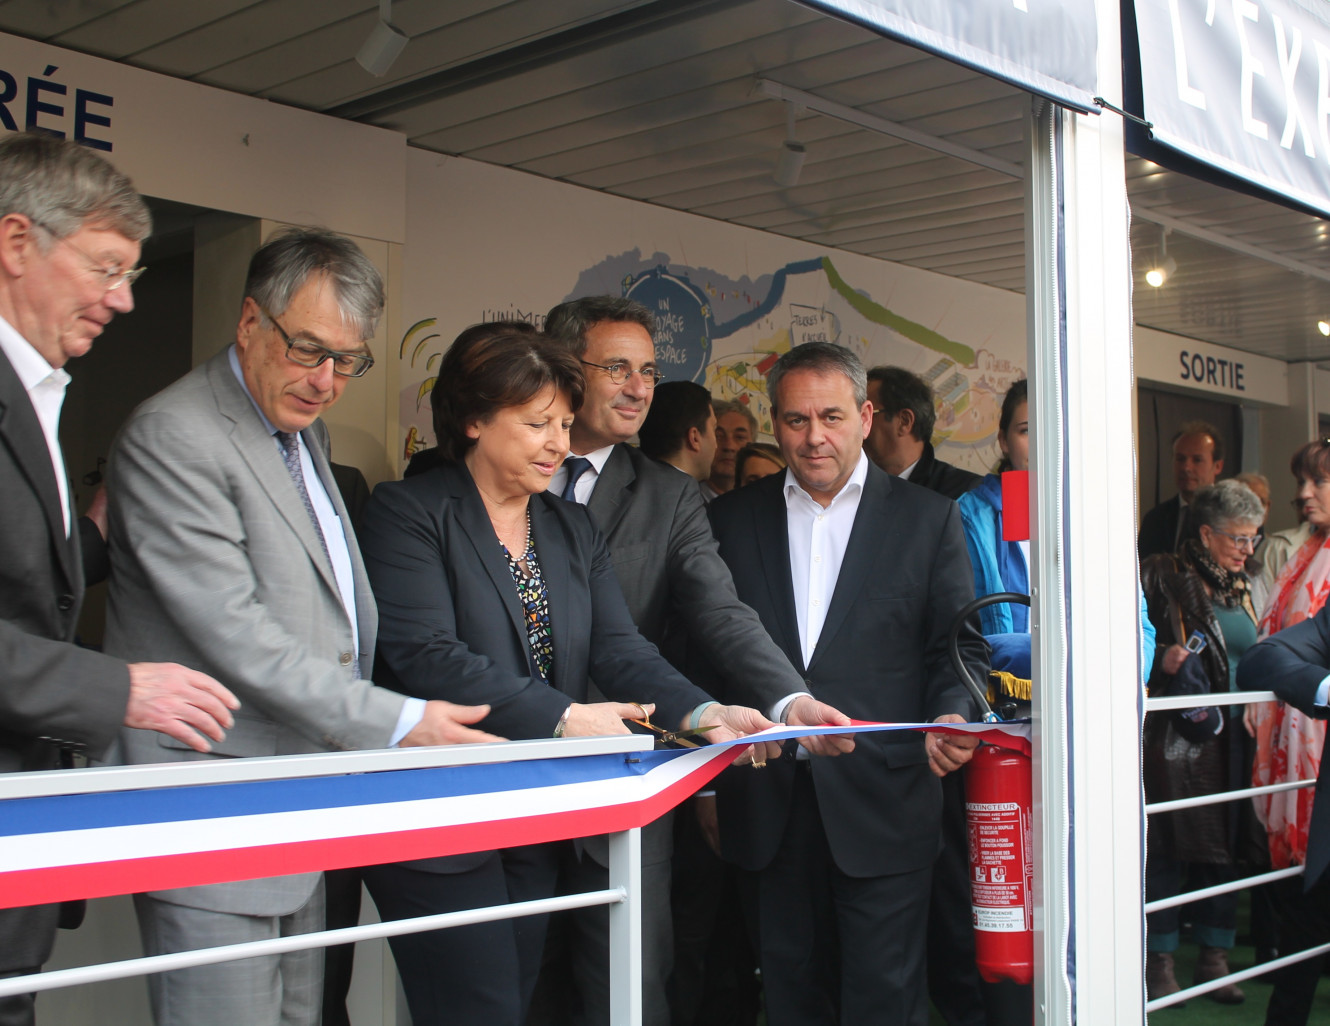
{"left": 534, "top": 296, "right": 852, "bottom": 1026}
{"left": 0, "top": 131, "right": 240, "bottom": 1026}
{"left": 105, "top": 228, "right": 499, "bottom": 1026}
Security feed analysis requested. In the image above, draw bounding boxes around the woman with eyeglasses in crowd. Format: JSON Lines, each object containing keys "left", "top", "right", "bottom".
{"left": 1141, "top": 478, "right": 1266, "bottom": 1004}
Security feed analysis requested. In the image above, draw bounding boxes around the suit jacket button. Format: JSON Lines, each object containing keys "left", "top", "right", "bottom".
{"left": 57, "top": 594, "right": 74, "bottom": 612}
{"left": 339, "top": 652, "right": 353, "bottom": 666}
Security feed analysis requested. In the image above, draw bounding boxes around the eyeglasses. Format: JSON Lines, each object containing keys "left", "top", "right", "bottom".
{"left": 257, "top": 303, "right": 375, "bottom": 378}
{"left": 580, "top": 359, "right": 662, "bottom": 387}
{"left": 36, "top": 222, "right": 145, "bottom": 292}
{"left": 1210, "top": 527, "right": 1263, "bottom": 552}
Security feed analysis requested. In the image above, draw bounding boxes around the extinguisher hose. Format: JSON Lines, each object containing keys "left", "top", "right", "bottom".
{"left": 948, "top": 592, "right": 1032, "bottom": 723}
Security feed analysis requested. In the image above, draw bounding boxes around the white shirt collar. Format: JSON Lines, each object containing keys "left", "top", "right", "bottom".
{"left": 0, "top": 314, "right": 68, "bottom": 392}
{"left": 569, "top": 443, "right": 617, "bottom": 472}
{"left": 227, "top": 344, "right": 281, "bottom": 436}
{"left": 783, "top": 450, "right": 870, "bottom": 510}
{"left": 897, "top": 457, "right": 919, "bottom": 481}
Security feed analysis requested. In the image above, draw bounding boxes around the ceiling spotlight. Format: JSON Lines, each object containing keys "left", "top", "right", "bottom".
{"left": 773, "top": 102, "right": 806, "bottom": 188}
{"left": 356, "top": 0, "right": 408, "bottom": 77}
{"left": 1318, "top": 320, "right": 1330, "bottom": 336}
{"left": 1146, "top": 228, "right": 1177, "bottom": 287}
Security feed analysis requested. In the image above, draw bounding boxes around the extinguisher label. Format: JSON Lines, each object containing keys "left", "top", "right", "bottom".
{"left": 966, "top": 800, "right": 1033, "bottom": 933}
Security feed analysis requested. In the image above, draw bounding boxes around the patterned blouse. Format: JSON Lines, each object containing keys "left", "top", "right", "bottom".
{"left": 501, "top": 528, "right": 554, "bottom": 685}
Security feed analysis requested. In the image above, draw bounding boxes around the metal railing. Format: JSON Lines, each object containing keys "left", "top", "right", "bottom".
{"left": 0, "top": 735, "right": 655, "bottom": 1025}
{"left": 1142, "top": 688, "right": 1317, "bottom": 1013}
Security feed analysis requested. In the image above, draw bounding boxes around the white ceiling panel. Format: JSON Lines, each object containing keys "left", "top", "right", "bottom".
{"left": 0, "top": 0, "right": 1326, "bottom": 362}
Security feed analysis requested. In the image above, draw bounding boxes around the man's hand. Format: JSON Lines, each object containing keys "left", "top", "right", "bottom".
{"left": 124, "top": 662, "right": 240, "bottom": 753}
{"left": 925, "top": 713, "right": 980, "bottom": 777}
{"left": 785, "top": 694, "right": 856, "bottom": 757}
{"left": 400, "top": 700, "right": 504, "bottom": 747}
{"left": 695, "top": 703, "right": 781, "bottom": 766}
{"left": 85, "top": 484, "right": 109, "bottom": 541}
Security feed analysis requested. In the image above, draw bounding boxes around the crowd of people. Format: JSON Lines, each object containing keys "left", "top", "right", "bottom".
{"left": 10, "top": 126, "right": 1330, "bottom": 1026}
{"left": 1137, "top": 418, "right": 1330, "bottom": 1025}
{"left": 1, "top": 131, "right": 994, "bottom": 1026}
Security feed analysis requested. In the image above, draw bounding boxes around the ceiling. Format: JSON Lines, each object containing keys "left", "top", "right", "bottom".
{"left": 3, "top": 0, "right": 1329, "bottom": 363}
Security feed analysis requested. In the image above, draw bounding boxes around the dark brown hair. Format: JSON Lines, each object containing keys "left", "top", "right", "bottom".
{"left": 430, "top": 328, "right": 584, "bottom": 463}
{"left": 1291, "top": 438, "right": 1330, "bottom": 484}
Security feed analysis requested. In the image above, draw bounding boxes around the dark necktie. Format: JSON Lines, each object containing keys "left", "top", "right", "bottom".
{"left": 561, "top": 456, "right": 592, "bottom": 502}
{"left": 276, "top": 431, "right": 332, "bottom": 567}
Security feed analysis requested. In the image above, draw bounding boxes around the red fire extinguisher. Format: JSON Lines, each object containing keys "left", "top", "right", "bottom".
{"left": 948, "top": 592, "right": 1034, "bottom": 987}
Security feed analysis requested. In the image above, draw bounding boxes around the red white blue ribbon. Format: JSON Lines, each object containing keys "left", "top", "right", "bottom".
{"left": 0, "top": 720, "right": 1029, "bottom": 909}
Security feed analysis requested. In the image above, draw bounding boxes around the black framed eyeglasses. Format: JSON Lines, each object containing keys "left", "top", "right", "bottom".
{"left": 1210, "top": 527, "right": 1263, "bottom": 552}
{"left": 35, "top": 220, "right": 145, "bottom": 292}
{"left": 257, "top": 303, "right": 374, "bottom": 378}
{"left": 580, "top": 359, "right": 662, "bottom": 387}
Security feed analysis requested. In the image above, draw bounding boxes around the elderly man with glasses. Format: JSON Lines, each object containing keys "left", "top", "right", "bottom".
{"left": 0, "top": 130, "right": 243, "bottom": 1026}
{"left": 103, "top": 227, "right": 499, "bottom": 1026}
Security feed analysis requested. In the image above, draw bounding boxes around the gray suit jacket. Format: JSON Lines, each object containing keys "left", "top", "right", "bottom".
{"left": 0, "top": 348, "right": 129, "bottom": 775}
{"left": 104, "top": 349, "right": 404, "bottom": 916}
{"left": 582, "top": 445, "right": 810, "bottom": 865}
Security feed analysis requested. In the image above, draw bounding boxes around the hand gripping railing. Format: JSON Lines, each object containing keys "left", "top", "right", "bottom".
{"left": 1142, "top": 689, "right": 1318, "bottom": 1013}
{"left": 0, "top": 735, "right": 660, "bottom": 1025}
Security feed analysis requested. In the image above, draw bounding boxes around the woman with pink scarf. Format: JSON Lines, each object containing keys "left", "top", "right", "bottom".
{"left": 1249, "top": 440, "right": 1330, "bottom": 873}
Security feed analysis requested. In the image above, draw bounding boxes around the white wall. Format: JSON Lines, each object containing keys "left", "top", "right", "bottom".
{"left": 399, "top": 151, "right": 1029, "bottom": 475}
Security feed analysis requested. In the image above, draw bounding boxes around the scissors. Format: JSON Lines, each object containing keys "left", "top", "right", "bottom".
{"left": 627, "top": 704, "right": 718, "bottom": 748}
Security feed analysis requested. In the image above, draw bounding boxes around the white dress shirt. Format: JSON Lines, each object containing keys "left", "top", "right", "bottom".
{"left": 227, "top": 347, "right": 424, "bottom": 745}
{"left": 549, "top": 443, "right": 617, "bottom": 503}
{"left": 897, "top": 456, "right": 919, "bottom": 482}
{"left": 785, "top": 451, "right": 870, "bottom": 668}
{"left": 0, "top": 315, "right": 72, "bottom": 536}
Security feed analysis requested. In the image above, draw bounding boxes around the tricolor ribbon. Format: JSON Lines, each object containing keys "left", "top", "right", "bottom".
{"left": 0, "top": 720, "right": 1029, "bottom": 909}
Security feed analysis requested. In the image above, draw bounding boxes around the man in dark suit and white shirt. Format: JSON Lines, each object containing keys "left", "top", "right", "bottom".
{"left": 708, "top": 341, "right": 987, "bottom": 1026}
{"left": 1138, "top": 421, "right": 1224, "bottom": 559}
{"left": 537, "top": 296, "right": 851, "bottom": 1026}
{"left": 0, "top": 131, "right": 239, "bottom": 1026}
{"left": 1238, "top": 604, "right": 1330, "bottom": 1026}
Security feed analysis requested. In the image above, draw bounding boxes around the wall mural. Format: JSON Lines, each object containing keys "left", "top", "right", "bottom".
{"left": 398, "top": 154, "right": 1026, "bottom": 475}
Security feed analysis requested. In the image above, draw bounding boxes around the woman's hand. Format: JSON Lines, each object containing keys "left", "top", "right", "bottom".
{"left": 1243, "top": 701, "right": 1270, "bottom": 738}
{"left": 560, "top": 701, "right": 652, "bottom": 737}
{"left": 1161, "top": 644, "right": 1191, "bottom": 676}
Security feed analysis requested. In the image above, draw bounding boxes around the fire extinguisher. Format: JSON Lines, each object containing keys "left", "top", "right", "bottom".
{"left": 948, "top": 591, "right": 1033, "bottom": 987}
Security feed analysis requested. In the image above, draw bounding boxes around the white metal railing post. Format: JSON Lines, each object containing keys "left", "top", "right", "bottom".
{"left": 608, "top": 825, "right": 643, "bottom": 1026}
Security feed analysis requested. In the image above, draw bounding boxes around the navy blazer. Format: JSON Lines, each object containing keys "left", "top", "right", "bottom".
{"left": 1238, "top": 605, "right": 1330, "bottom": 889}
{"left": 708, "top": 462, "right": 987, "bottom": 878}
{"left": 360, "top": 459, "right": 709, "bottom": 742}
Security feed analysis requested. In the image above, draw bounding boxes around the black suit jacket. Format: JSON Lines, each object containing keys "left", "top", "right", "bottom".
{"left": 0, "top": 348, "right": 128, "bottom": 774}
{"left": 909, "top": 442, "right": 982, "bottom": 501}
{"left": 360, "top": 459, "right": 709, "bottom": 742}
{"left": 585, "top": 445, "right": 809, "bottom": 709}
{"left": 1139, "top": 495, "right": 1182, "bottom": 560}
{"left": 1237, "top": 605, "right": 1330, "bottom": 889}
{"left": 708, "top": 462, "right": 987, "bottom": 878}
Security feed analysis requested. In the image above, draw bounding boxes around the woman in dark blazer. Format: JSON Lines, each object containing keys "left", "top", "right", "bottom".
{"left": 357, "top": 328, "right": 770, "bottom": 1026}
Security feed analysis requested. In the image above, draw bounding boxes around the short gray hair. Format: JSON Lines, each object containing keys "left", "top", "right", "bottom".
{"left": 0, "top": 131, "right": 150, "bottom": 246}
{"left": 1190, "top": 479, "right": 1265, "bottom": 531}
{"left": 245, "top": 227, "right": 384, "bottom": 342}
{"left": 767, "top": 342, "right": 868, "bottom": 412}
{"left": 544, "top": 296, "right": 655, "bottom": 358}
{"left": 712, "top": 398, "right": 756, "bottom": 433}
